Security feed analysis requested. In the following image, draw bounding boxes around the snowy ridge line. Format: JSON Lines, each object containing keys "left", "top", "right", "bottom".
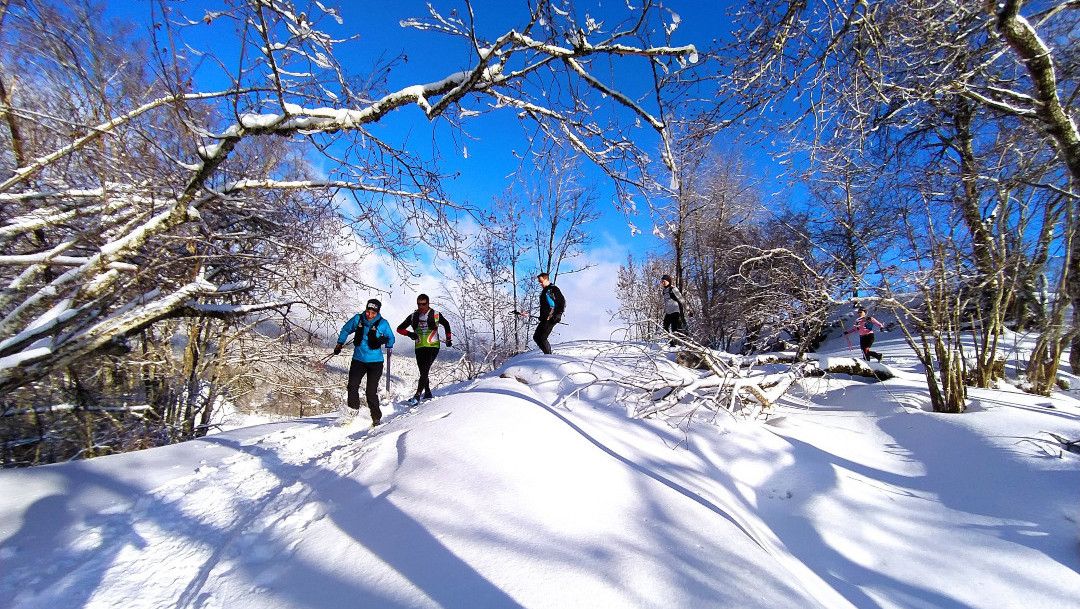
{"left": 3, "top": 336, "right": 1078, "bottom": 608}
{"left": 505, "top": 345, "right": 859, "bottom": 609}
{"left": 477, "top": 370, "right": 856, "bottom": 609}
{"left": 596, "top": 414, "right": 859, "bottom": 609}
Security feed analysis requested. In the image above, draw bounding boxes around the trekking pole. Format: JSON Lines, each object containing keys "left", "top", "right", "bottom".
{"left": 839, "top": 319, "right": 855, "bottom": 352}
{"left": 385, "top": 348, "right": 392, "bottom": 393}
{"left": 314, "top": 352, "right": 334, "bottom": 371}
{"left": 510, "top": 310, "right": 570, "bottom": 325}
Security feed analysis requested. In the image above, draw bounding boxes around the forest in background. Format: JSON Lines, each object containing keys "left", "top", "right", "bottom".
{"left": 0, "top": 0, "right": 1076, "bottom": 465}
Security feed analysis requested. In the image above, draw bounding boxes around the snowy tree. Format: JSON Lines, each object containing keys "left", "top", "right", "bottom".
{"left": 679, "top": 152, "right": 766, "bottom": 350}
{"left": 614, "top": 254, "right": 650, "bottom": 341}
{"left": 802, "top": 152, "right": 901, "bottom": 301}
{"left": 447, "top": 148, "right": 601, "bottom": 367}
{"left": 722, "top": 0, "right": 1078, "bottom": 406}
{"left": 0, "top": 0, "right": 698, "bottom": 389}
{"left": 528, "top": 146, "right": 600, "bottom": 282}
{"left": 0, "top": 0, "right": 700, "bottom": 461}
{"left": 615, "top": 253, "right": 674, "bottom": 342}
{"left": 618, "top": 147, "right": 834, "bottom": 354}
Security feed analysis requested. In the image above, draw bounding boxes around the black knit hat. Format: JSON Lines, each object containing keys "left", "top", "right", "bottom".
{"left": 660, "top": 274, "right": 672, "bottom": 282}
{"left": 365, "top": 298, "right": 382, "bottom": 312}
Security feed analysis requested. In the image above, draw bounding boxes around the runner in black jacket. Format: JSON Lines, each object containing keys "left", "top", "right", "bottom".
{"left": 660, "top": 274, "right": 690, "bottom": 336}
{"left": 531, "top": 272, "right": 565, "bottom": 354}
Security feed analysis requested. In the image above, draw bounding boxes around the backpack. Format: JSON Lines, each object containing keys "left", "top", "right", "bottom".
{"left": 352, "top": 314, "right": 368, "bottom": 346}
{"left": 412, "top": 308, "right": 443, "bottom": 345}
{"left": 667, "top": 285, "right": 685, "bottom": 306}
{"left": 546, "top": 285, "right": 566, "bottom": 315}
{"left": 412, "top": 309, "right": 440, "bottom": 331}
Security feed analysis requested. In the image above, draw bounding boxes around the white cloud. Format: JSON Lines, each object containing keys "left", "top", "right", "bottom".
{"left": 341, "top": 246, "right": 450, "bottom": 345}
{"left": 316, "top": 221, "right": 640, "bottom": 351}
{"left": 547, "top": 243, "right": 630, "bottom": 344}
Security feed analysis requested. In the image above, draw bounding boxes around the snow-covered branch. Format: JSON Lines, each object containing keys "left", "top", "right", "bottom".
{"left": 504, "top": 31, "right": 697, "bottom": 62}
{"left": 960, "top": 88, "right": 1038, "bottom": 118}
{"left": 994, "top": 0, "right": 1080, "bottom": 182}
{"left": 0, "top": 0, "right": 704, "bottom": 407}
{"left": 0, "top": 89, "right": 252, "bottom": 194}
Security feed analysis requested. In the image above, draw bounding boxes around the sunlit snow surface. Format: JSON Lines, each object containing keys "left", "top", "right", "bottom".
{"left": 2, "top": 336, "right": 1078, "bottom": 609}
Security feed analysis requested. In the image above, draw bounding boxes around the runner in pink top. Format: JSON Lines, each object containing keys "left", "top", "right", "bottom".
{"left": 845, "top": 307, "right": 886, "bottom": 361}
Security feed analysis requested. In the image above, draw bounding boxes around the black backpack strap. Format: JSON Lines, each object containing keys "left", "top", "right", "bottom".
{"left": 415, "top": 309, "right": 436, "bottom": 328}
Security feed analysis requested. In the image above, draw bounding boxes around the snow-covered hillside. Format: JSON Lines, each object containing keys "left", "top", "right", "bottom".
{"left": 2, "top": 335, "right": 1078, "bottom": 609}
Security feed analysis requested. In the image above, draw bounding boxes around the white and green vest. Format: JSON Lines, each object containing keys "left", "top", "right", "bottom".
{"left": 413, "top": 309, "right": 444, "bottom": 348}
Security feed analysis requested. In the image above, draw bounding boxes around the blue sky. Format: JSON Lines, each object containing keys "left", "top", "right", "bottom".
{"left": 108, "top": 0, "right": 781, "bottom": 257}
{"left": 101, "top": 1, "right": 797, "bottom": 333}
{"left": 322, "top": 0, "right": 750, "bottom": 260}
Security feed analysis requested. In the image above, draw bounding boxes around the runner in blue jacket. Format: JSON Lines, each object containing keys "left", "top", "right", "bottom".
{"left": 531, "top": 272, "right": 565, "bottom": 354}
{"left": 334, "top": 298, "right": 396, "bottom": 425}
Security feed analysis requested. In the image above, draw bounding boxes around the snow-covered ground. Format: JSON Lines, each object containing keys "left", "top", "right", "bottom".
{"left": 1, "top": 332, "right": 1078, "bottom": 609}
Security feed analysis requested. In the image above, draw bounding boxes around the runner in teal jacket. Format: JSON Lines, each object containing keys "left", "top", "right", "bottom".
{"left": 333, "top": 298, "right": 396, "bottom": 425}
{"left": 336, "top": 304, "right": 396, "bottom": 362}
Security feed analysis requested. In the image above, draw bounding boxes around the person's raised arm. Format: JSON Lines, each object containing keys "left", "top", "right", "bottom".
{"left": 397, "top": 315, "right": 417, "bottom": 340}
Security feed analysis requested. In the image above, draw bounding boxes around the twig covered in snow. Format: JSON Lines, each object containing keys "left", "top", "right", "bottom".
{"left": 0, "top": 0, "right": 707, "bottom": 460}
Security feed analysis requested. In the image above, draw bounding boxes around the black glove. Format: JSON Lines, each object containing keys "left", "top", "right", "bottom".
{"left": 445, "top": 338, "right": 453, "bottom": 348}
{"left": 407, "top": 331, "right": 418, "bottom": 340}
{"left": 367, "top": 327, "right": 383, "bottom": 349}
{"left": 333, "top": 343, "right": 342, "bottom": 355}
{"left": 553, "top": 315, "right": 562, "bottom": 324}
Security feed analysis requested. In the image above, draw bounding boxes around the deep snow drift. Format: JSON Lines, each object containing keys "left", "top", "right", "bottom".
{"left": 1, "top": 335, "right": 1078, "bottom": 609}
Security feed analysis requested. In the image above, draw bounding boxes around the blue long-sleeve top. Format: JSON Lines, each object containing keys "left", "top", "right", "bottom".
{"left": 337, "top": 313, "right": 396, "bottom": 363}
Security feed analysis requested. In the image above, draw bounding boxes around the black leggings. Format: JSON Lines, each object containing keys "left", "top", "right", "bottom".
{"left": 859, "top": 333, "right": 881, "bottom": 361}
{"left": 534, "top": 318, "right": 557, "bottom": 354}
{"left": 347, "top": 359, "right": 383, "bottom": 421}
{"left": 415, "top": 347, "right": 439, "bottom": 396}
{"left": 663, "top": 312, "right": 684, "bottom": 335}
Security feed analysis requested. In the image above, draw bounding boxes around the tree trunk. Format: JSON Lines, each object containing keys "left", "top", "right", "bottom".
{"left": 1070, "top": 210, "right": 1080, "bottom": 375}
{"left": 910, "top": 332, "right": 963, "bottom": 413}
{"left": 0, "top": 77, "right": 26, "bottom": 167}
{"left": 911, "top": 329, "right": 969, "bottom": 414}
{"left": 1026, "top": 340, "right": 1065, "bottom": 396}
{"left": 1071, "top": 325, "right": 1079, "bottom": 376}
{"left": 1027, "top": 207, "right": 1076, "bottom": 392}
{"left": 181, "top": 321, "right": 205, "bottom": 439}
{"left": 68, "top": 367, "right": 99, "bottom": 458}
{"left": 996, "top": 3, "right": 1080, "bottom": 378}
{"left": 933, "top": 340, "right": 968, "bottom": 413}
{"left": 995, "top": 0, "right": 1080, "bottom": 185}
{"left": 952, "top": 102, "right": 1008, "bottom": 388}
